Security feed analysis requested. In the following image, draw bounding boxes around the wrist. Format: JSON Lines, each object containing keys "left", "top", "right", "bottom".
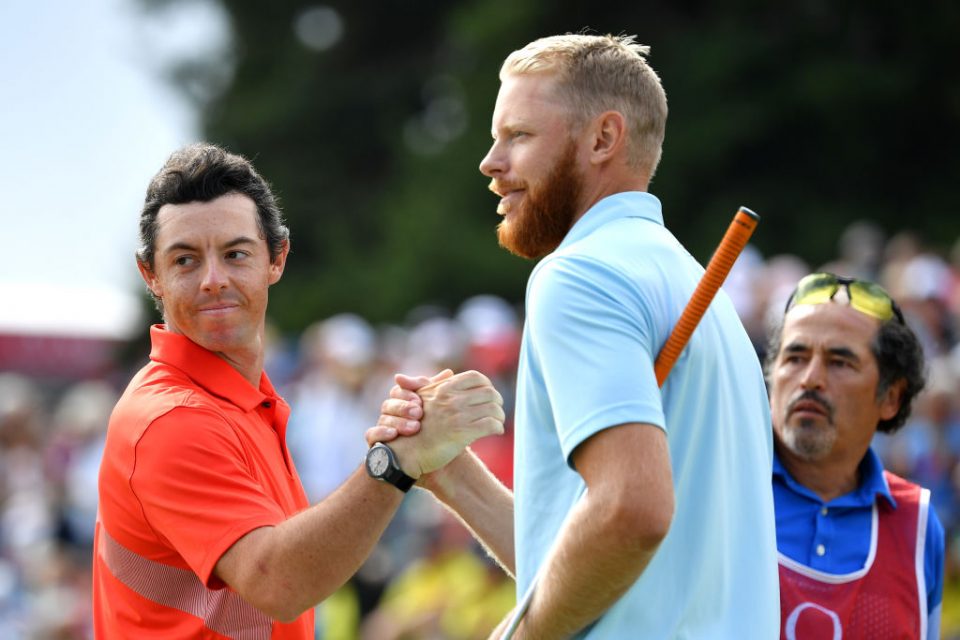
{"left": 381, "top": 439, "right": 422, "bottom": 480}
{"left": 365, "top": 443, "right": 418, "bottom": 492}
{"left": 420, "top": 448, "right": 473, "bottom": 498}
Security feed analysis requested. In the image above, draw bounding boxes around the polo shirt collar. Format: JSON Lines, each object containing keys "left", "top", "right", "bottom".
{"left": 557, "top": 191, "right": 663, "bottom": 251}
{"left": 772, "top": 447, "right": 896, "bottom": 509}
{"left": 148, "top": 324, "right": 274, "bottom": 412}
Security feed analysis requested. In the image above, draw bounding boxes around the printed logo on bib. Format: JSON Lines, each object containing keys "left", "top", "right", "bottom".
{"left": 785, "top": 602, "right": 842, "bottom": 640}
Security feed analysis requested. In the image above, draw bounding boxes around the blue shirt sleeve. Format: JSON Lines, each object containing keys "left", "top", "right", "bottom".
{"left": 526, "top": 253, "right": 666, "bottom": 465}
{"left": 925, "top": 504, "right": 944, "bottom": 615}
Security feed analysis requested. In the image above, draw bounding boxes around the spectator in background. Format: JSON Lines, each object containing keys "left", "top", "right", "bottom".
{"left": 876, "top": 358, "right": 960, "bottom": 524}
{"left": 766, "top": 272, "right": 944, "bottom": 638}
{"left": 47, "top": 380, "right": 117, "bottom": 548}
{"left": 456, "top": 295, "right": 521, "bottom": 488}
{"left": 820, "top": 220, "right": 886, "bottom": 283}
{"left": 0, "top": 373, "right": 51, "bottom": 637}
{"left": 360, "top": 505, "right": 514, "bottom": 640}
{"left": 896, "top": 253, "right": 956, "bottom": 357}
{"left": 287, "top": 313, "right": 382, "bottom": 502}
{"left": 754, "top": 254, "right": 812, "bottom": 359}
{"left": 0, "top": 373, "right": 51, "bottom": 565}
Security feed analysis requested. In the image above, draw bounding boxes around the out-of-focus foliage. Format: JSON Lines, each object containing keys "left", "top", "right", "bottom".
{"left": 140, "top": 0, "right": 960, "bottom": 330}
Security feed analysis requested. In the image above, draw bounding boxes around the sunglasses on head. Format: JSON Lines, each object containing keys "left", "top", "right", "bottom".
{"left": 784, "top": 272, "right": 905, "bottom": 324}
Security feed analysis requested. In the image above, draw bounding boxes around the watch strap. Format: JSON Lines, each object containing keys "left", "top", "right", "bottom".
{"left": 382, "top": 464, "right": 416, "bottom": 493}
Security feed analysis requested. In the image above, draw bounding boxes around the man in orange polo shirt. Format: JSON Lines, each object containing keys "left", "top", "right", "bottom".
{"left": 93, "top": 143, "right": 505, "bottom": 639}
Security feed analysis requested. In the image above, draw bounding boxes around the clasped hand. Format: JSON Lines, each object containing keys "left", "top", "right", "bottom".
{"left": 367, "top": 369, "right": 505, "bottom": 480}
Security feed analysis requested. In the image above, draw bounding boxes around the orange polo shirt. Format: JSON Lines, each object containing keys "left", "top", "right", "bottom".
{"left": 94, "top": 325, "right": 313, "bottom": 639}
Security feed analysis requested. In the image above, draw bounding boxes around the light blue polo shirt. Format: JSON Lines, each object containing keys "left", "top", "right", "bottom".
{"left": 513, "top": 192, "right": 779, "bottom": 638}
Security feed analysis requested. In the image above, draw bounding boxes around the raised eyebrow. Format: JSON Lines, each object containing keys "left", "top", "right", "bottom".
{"left": 163, "top": 241, "right": 197, "bottom": 255}
{"left": 223, "top": 236, "right": 258, "bottom": 249}
{"left": 162, "top": 236, "right": 257, "bottom": 255}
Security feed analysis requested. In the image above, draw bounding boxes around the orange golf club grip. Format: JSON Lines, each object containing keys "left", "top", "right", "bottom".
{"left": 654, "top": 206, "right": 760, "bottom": 387}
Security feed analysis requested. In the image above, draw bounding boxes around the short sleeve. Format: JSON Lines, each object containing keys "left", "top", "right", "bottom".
{"left": 925, "top": 504, "right": 944, "bottom": 613}
{"left": 527, "top": 254, "right": 667, "bottom": 464}
{"left": 131, "top": 406, "right": 287, "bottom": 587}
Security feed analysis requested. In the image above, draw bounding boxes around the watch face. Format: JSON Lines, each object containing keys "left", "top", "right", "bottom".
{"left": 368, "top": 447, "right": 390, "bottom": 476}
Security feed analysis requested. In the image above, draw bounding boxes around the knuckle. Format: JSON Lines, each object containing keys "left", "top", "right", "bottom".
{"left": 483, "top": 418, "right": 503, "bottom": 435}
{"left": 467, "top": 369, "right": 490, "bottom": 385}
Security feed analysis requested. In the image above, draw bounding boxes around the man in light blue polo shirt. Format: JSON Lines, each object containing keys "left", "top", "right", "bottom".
{"left": 504, "top": 187, "right": 779, "bottom": 638}
{"left": 371, "top": 33, "right": 779, "bottom": 638}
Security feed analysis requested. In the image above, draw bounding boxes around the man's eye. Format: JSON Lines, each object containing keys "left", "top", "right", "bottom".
{"left": 226, "top": 250, "right": 248, "bottom": 260}
{"left": 175, "top": 256, "right": 194, "bottom": 266}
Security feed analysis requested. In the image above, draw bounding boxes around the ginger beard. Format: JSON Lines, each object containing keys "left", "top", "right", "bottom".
{"left": 495, "top": 137, "right": 583, "bottom": 260}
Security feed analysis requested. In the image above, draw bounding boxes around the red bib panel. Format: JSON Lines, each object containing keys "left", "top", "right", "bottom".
{"left": 778, "top": 472, "right": 928, "bottom": 640}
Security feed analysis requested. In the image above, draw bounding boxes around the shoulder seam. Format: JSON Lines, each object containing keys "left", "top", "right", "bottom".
{"left": 128, "top": 400, "right": 235, "bottom": 545}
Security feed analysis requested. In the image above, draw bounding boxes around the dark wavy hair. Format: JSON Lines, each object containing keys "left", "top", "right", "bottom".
{"left": 764, "top": 313, "right": 926, "bottom": 434}
{"left": 870, "top": 318, "right": 927, "bottom": 432}
{"left": 136, "top": 143, "right": 288, "bottom": 312}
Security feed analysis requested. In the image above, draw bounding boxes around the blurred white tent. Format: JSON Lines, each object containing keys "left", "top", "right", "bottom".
{"left": 0, "top": 282, "right": 142, "bottom": 378}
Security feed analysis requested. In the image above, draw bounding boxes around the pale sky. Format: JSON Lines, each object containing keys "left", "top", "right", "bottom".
{"left": 0, "top": 0, "right": 228, "bottom": 337}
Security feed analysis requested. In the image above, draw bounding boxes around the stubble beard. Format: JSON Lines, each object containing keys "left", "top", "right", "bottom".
{"left": 496, "top": 139, "right": 582, "bottom": 260}
{"left": 779, "top": 420, "right": 838, "bottom": 462}
{"left": 776, "top": 393, "right": 838, "bottom": 462}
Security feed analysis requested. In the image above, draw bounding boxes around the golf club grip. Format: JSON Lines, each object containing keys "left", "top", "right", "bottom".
{"left": 653, "top": 206, "right": 760, "bottom": 387}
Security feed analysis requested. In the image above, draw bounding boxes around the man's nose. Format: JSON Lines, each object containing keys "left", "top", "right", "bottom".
{"left": 201, "top": 259, "right": 228, "bottom": 291}
{"left": 799, "top": 357, "right": 826, "bottom": 390}
{"left": 479, "top": 141, "right": 505, "bottom": 177}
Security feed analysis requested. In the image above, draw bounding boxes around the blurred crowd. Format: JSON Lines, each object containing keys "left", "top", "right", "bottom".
{"left": 2, "top": 221, "right": 960, "bottom": 639}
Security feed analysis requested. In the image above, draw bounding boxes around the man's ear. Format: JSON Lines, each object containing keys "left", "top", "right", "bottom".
{"left": 878, "top": 378, "right": 907, "bottom": 421}
{"left": 137, "top": 258, "right": 162, "bottom": 298}
{"left": 268, "top": 239, "right": 290, "bottom": 285}
{"left": 587, "top": 110, "right": 628, "bottom": 166}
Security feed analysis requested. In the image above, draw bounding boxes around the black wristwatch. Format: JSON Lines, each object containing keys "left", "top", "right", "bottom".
{"left": 365, "top": 443, "right": 416, "bottom": 493}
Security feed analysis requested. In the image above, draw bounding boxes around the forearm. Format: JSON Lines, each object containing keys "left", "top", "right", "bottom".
{"left": 425, "top": 449, "right": 516, "bottom": 576}
{"left": 218, "top": 466, "right": 403, "bottom": 621}
{"left": 515, "top": 492, "right": 662, "bottom": 639}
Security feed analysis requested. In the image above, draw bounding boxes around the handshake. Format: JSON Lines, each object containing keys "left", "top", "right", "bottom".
{"left": 367, "top": 370, "right": 505, "bottom": 482}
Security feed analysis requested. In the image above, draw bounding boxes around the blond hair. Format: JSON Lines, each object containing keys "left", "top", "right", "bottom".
{"left": 501, "top": 34, "right": 668, "bottom": 177}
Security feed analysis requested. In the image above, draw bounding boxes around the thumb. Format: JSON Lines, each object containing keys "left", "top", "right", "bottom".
{"left": 396, "top": 368, "right": 454, "bottom": 391}
{"left": 428, "top": 368, "right": 455, "bottom": 383}
{"left": 395, "top": 373, "right": 432, "bottom": 391}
